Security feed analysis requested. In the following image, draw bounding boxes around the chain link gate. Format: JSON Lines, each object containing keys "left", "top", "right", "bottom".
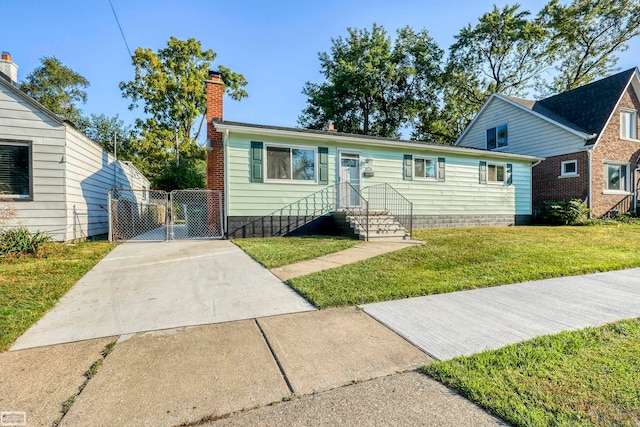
{"left": 108, "top": 189, "right": 223, "bottom": 242}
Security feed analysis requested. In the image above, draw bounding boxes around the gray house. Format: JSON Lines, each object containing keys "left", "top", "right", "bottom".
{"left": 0, "top": 52, "right": 149, "bottom": 241}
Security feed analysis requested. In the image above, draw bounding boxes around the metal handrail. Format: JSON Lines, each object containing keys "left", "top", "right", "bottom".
{"left": 364, "top": 183, "right": 413, "bottom": 239}
{"left": 339, "top": 181, "right": 370, "bottom": 241}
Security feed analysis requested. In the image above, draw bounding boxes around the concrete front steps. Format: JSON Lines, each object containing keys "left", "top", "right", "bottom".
{"left": 332, "top": 211, "right": 409, "bottom": 241}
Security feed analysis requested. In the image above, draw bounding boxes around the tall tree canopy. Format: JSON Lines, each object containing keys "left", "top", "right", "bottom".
{"left": 298, "top": 24, "right": 443, "bottom": 138}
{"left": 20, "top": 56, "right": 90, "bottom": 127}
{"left": 120, "top": 36, "right": 248, "bottom": 179}
{"left": 83, "top": 113, "right": 133, "bottom": 154}
{"left": 539, "top": 0, "right": 640, "bottom": 92}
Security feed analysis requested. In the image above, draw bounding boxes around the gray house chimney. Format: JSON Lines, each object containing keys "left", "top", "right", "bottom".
{"left": 0, "top": 52, "right": 18, "bottom": 84}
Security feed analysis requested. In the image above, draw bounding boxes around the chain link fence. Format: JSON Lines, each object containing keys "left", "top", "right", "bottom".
{"left": 108, "top": 189, "right": 223, "bottom": 242}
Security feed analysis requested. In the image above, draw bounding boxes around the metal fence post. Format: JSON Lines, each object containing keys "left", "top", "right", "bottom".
{"left": 107, "top": 189, "right": 113, "bottom": 242}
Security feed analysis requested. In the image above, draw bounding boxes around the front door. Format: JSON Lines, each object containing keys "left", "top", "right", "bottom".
{"left": 338, "top": 152, "right": 360, "bottom": 209}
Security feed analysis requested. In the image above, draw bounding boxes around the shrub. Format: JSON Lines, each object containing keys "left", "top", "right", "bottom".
{"left": 542, "top": 199, "right": 591, "bottom": 225}
{"left": 0, "top": 227, "right": 52, "bottom": 257}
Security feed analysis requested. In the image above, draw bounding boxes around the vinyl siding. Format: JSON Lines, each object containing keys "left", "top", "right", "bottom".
{"left": 226, "top": 133, "right": 532, "bottom": 217}
{"left": 457, "top": 96, "right": 587, "bottom": 158}
{"left": 1, "top": 83, "right": 149, "bottom": 241}
{"left": 64, "top": 126, "right": 149, "bottom": 240}
{"left": 0, "top": 84, "right": 68, "bottom": 240}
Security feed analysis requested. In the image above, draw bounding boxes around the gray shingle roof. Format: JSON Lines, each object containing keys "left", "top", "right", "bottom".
{"left": 533, "top": 68, "right": 636, "bottom": 144}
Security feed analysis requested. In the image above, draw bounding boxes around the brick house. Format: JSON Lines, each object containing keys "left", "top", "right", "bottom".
{"left": 455, "top": 68, "right": 640, "bottom": 218}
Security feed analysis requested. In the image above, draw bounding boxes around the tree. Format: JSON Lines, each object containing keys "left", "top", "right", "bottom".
{"left": 83, "top": 113, "right": 133, "bottom": 155}
{"left": 539, "top": 0, "right": 640, "bottom": 92}
{"left": 298, "top": 24, "right": 443, "bottom": 138}
{"left": 444, "top": 5, "right": 549, "bottom": 129}
{"left": 120, "top": 37, "right": 248, "bottom": 169}
{"left": 19, "top": 56, "right": 89, "bottom": 126}
{"left": 153, "top": 160, "right": 206, "bottom": 192}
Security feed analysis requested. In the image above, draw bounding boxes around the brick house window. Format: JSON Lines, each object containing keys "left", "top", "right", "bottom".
{"left": 604, "top": 163, "right": 629, "bottom": 192}
{"left": 561, "top": 160, "right": 578, "bottom": 177}
{"left": 487, "top": 124, "right": 508, "bottom": 150}
{"left": 265, "top": 145, "right": 316, "bottom": 182}
{"left": 620, "top": 109, "right": 637, "bottom": 139}
{"left": 0, "top": 140, "right": 32, "bottom": 200}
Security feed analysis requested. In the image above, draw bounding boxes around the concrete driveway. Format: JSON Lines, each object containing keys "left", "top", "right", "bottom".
{"left": 11, "top": 240, "right": 314, "bottom": 350}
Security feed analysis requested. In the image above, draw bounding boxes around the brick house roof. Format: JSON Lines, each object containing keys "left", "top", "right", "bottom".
{"left": 510, "top": 68, "right": 637, "bottom": 145}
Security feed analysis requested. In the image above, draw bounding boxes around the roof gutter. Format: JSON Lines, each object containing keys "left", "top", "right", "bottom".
{"left": 214, "top": 122, "right": 543, "bottom": 163}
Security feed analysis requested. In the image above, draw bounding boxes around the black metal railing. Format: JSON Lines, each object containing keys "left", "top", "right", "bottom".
{"left": 603, "top": 194, "right": 635, "bottom": 218}
{"left": 364, "top": 183, "right": 413, "bottom": 239}
{"left": 228, "top": 184, "right": 339, "bottom": 238}
{"left": 338, "top": 182, "right": 369, "bottom": 241}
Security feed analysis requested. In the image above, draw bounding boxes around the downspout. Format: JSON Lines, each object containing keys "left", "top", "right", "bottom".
{"left": 223, "top": 128, "right": 229, "bottom": 236}
{"left": 587, "top": 148, "right": 593, "bottom": 218}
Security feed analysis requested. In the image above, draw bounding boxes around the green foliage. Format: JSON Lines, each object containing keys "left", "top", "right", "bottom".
{"left": 153, "top": 159, "right": 206, "bottom": 191}
{"left": 83, "top": 113, "right": 134, "bottom": 155}
{"left": 0, "top": 227, "right": 52, "bottom": 257}
{"left": 539, "top": 0, "right": 640, "bottom": 92}
{"left": 19, "top": 56, "right": 89, "bottom": 127}
{"left": 424, "top": 318, "right": 640, "bottom": 426}
{"left": 287, "top": 225, "right": 640, "bottom": 308}
{"left": 120, "top": 37, "right": 248, "bottom": 170}
{"left": 298, "top": 24, "right": 443, "bottom": 139}
{"left": 542, "top": 199, "right": 591, "bottom": 225}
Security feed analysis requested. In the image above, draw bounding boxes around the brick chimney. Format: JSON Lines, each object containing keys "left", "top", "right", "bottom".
{"left": 0, "top": 52, "right": 18, "bottom": 84}
{"left": 205, "top": 70, "right": 225, "bottom": 199}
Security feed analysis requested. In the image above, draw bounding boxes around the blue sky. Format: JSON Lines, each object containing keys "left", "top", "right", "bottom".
{"left": 2, "top": 0, "right": 639, "bottom": 130}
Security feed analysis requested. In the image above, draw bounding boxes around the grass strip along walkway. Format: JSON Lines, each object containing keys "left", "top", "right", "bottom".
{"left": 232, "top": 235, "right": 359, "bottom": 269}
{"left": 0, "top": 241, "right": 114, "bottom": 351}
{"left": 285, "top": 225, "right": 640, "bottom": 308}
{"left": 424, "top": 318, "right": 640, "bottom": 426}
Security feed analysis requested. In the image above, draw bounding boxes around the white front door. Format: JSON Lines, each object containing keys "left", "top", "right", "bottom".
{"left": 338, "top": 152, "right": 360, "bottom": 209}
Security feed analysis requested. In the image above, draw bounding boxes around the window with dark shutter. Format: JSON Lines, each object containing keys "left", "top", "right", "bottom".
{"left": 250, "top": 141, "right": 263, "bottom": 183}
{"left": 318, "top": 147, "right": 328, "bottom": 185}
{"left": 0, "top": 140, "right": 31, "bottom": 199}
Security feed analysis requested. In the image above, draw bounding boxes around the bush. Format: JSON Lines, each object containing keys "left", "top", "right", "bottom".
{"left": 542, "top": 199, "right": 591, "bottom": 225}
{"left": 0, "top": 227, "right": 52, "bottom": 257}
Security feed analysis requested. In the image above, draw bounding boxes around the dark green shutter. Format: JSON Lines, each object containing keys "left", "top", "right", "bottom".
{"left": 403, "top": 154, "right": 413, "bottom": 180}
{"left": 479, "top": 161, "right": 487, "bottom": 184}
{"left": 318, "top": 147, "right": 329, "bottom": 185}
{"left": 506, "top": 163, "right": 513, "bottom": 185}
{"left": 437, "top": 157, "right": 445, "bottom": 182}
{"left": 250, "top": 141, "right": 263, "bottom": 183}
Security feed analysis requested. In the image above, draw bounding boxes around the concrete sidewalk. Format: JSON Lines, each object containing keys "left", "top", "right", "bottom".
{"left": 11, "top": 240, "right": 314, "bottom": 350}
{"left": 0, "top": 308, "right": 502, "bottom": 427}
{"left": 364, "top": 268, "right": 640, "bottom": 360}
{"left": 271, "top": 239, "right": 422, "bottom": 281}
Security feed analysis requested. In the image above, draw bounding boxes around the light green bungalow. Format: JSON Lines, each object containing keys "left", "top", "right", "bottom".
{"left": 205, "top": 72, "right": 542, "bottom": 239}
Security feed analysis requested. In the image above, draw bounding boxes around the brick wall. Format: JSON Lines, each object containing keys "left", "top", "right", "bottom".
{"left": 205, "top": 71, "right": 225, "bottom": 203}
{"left": 532, "top": 151, "right": 589, "bottom": 213}
{"left": 591, "top": 86, "right": 640, "bottom": 217}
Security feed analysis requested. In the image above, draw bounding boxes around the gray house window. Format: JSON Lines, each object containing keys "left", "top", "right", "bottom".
{"left": 605, "top": 163, "right": 629, "bottom": 192}
{"left": 265, "top": 145, "right": 316, "bottom": 182}
{"left": 0, "top": 140, "right": 32, "bottom": 200}
{"left": 487, "top": 124, "right": 508, "bottom": 150}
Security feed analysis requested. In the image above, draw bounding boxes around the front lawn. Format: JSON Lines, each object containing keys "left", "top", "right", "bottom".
{"left": 288, "top": 225, "right": 640, "bottom": 308}
{"left": 0, "top": 241, "right": 114, "bottom": 351}
{"left": 232, "top": 235, "right": 360, "bottom": 268}
{"left": 423, "top": 318, "right": 640, "bottom": 426}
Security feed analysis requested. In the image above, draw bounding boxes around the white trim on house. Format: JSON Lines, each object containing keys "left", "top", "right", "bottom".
{"left": 591, "top": 69, "right": 640, "bottom": 150}
{"left": 560, "top": 160, "right": 578, "bottom": 178}
{"left": 214, "top": 121, "right": 543, "bottom": 164}
{"left": 454, "top": 94, "right": 595, "bottom": 146}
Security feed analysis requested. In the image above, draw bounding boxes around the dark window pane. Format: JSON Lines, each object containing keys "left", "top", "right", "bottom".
{"left": 292, "top": 148, "right": 315, "bottom": 180}
{"left": 0, "top": 144, "right": 30, "bottom": 197}
{"left": 267, "top": 146, "right": 291, "bottom": 180}
{"left": 414, "top": 158, "right": 425, "bottom": 177}
{"left": 564, "top": 162, "right": 576, "bottom": 174}
{"left": 497, "top": 125, "right": 508, "bottom": 147}
{"left": 487, "top": 128, "right": 497, "bottom": 149}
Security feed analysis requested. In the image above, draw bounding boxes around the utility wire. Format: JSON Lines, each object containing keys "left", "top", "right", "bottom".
{"left": 108, "top": 0, "right": 133, "bottom": 57}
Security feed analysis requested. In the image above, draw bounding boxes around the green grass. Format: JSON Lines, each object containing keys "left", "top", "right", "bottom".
{"left": 423, "top": 318, "right": 640, "bottom": 426}
{"left": 232, "top": 235, "right": 360, "bottom": 268}
{"left": 288, "top": 225, "right": 640, "bottom": 308}
{"left": 0, "top": 241, "right": 115, "bottom": 351}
